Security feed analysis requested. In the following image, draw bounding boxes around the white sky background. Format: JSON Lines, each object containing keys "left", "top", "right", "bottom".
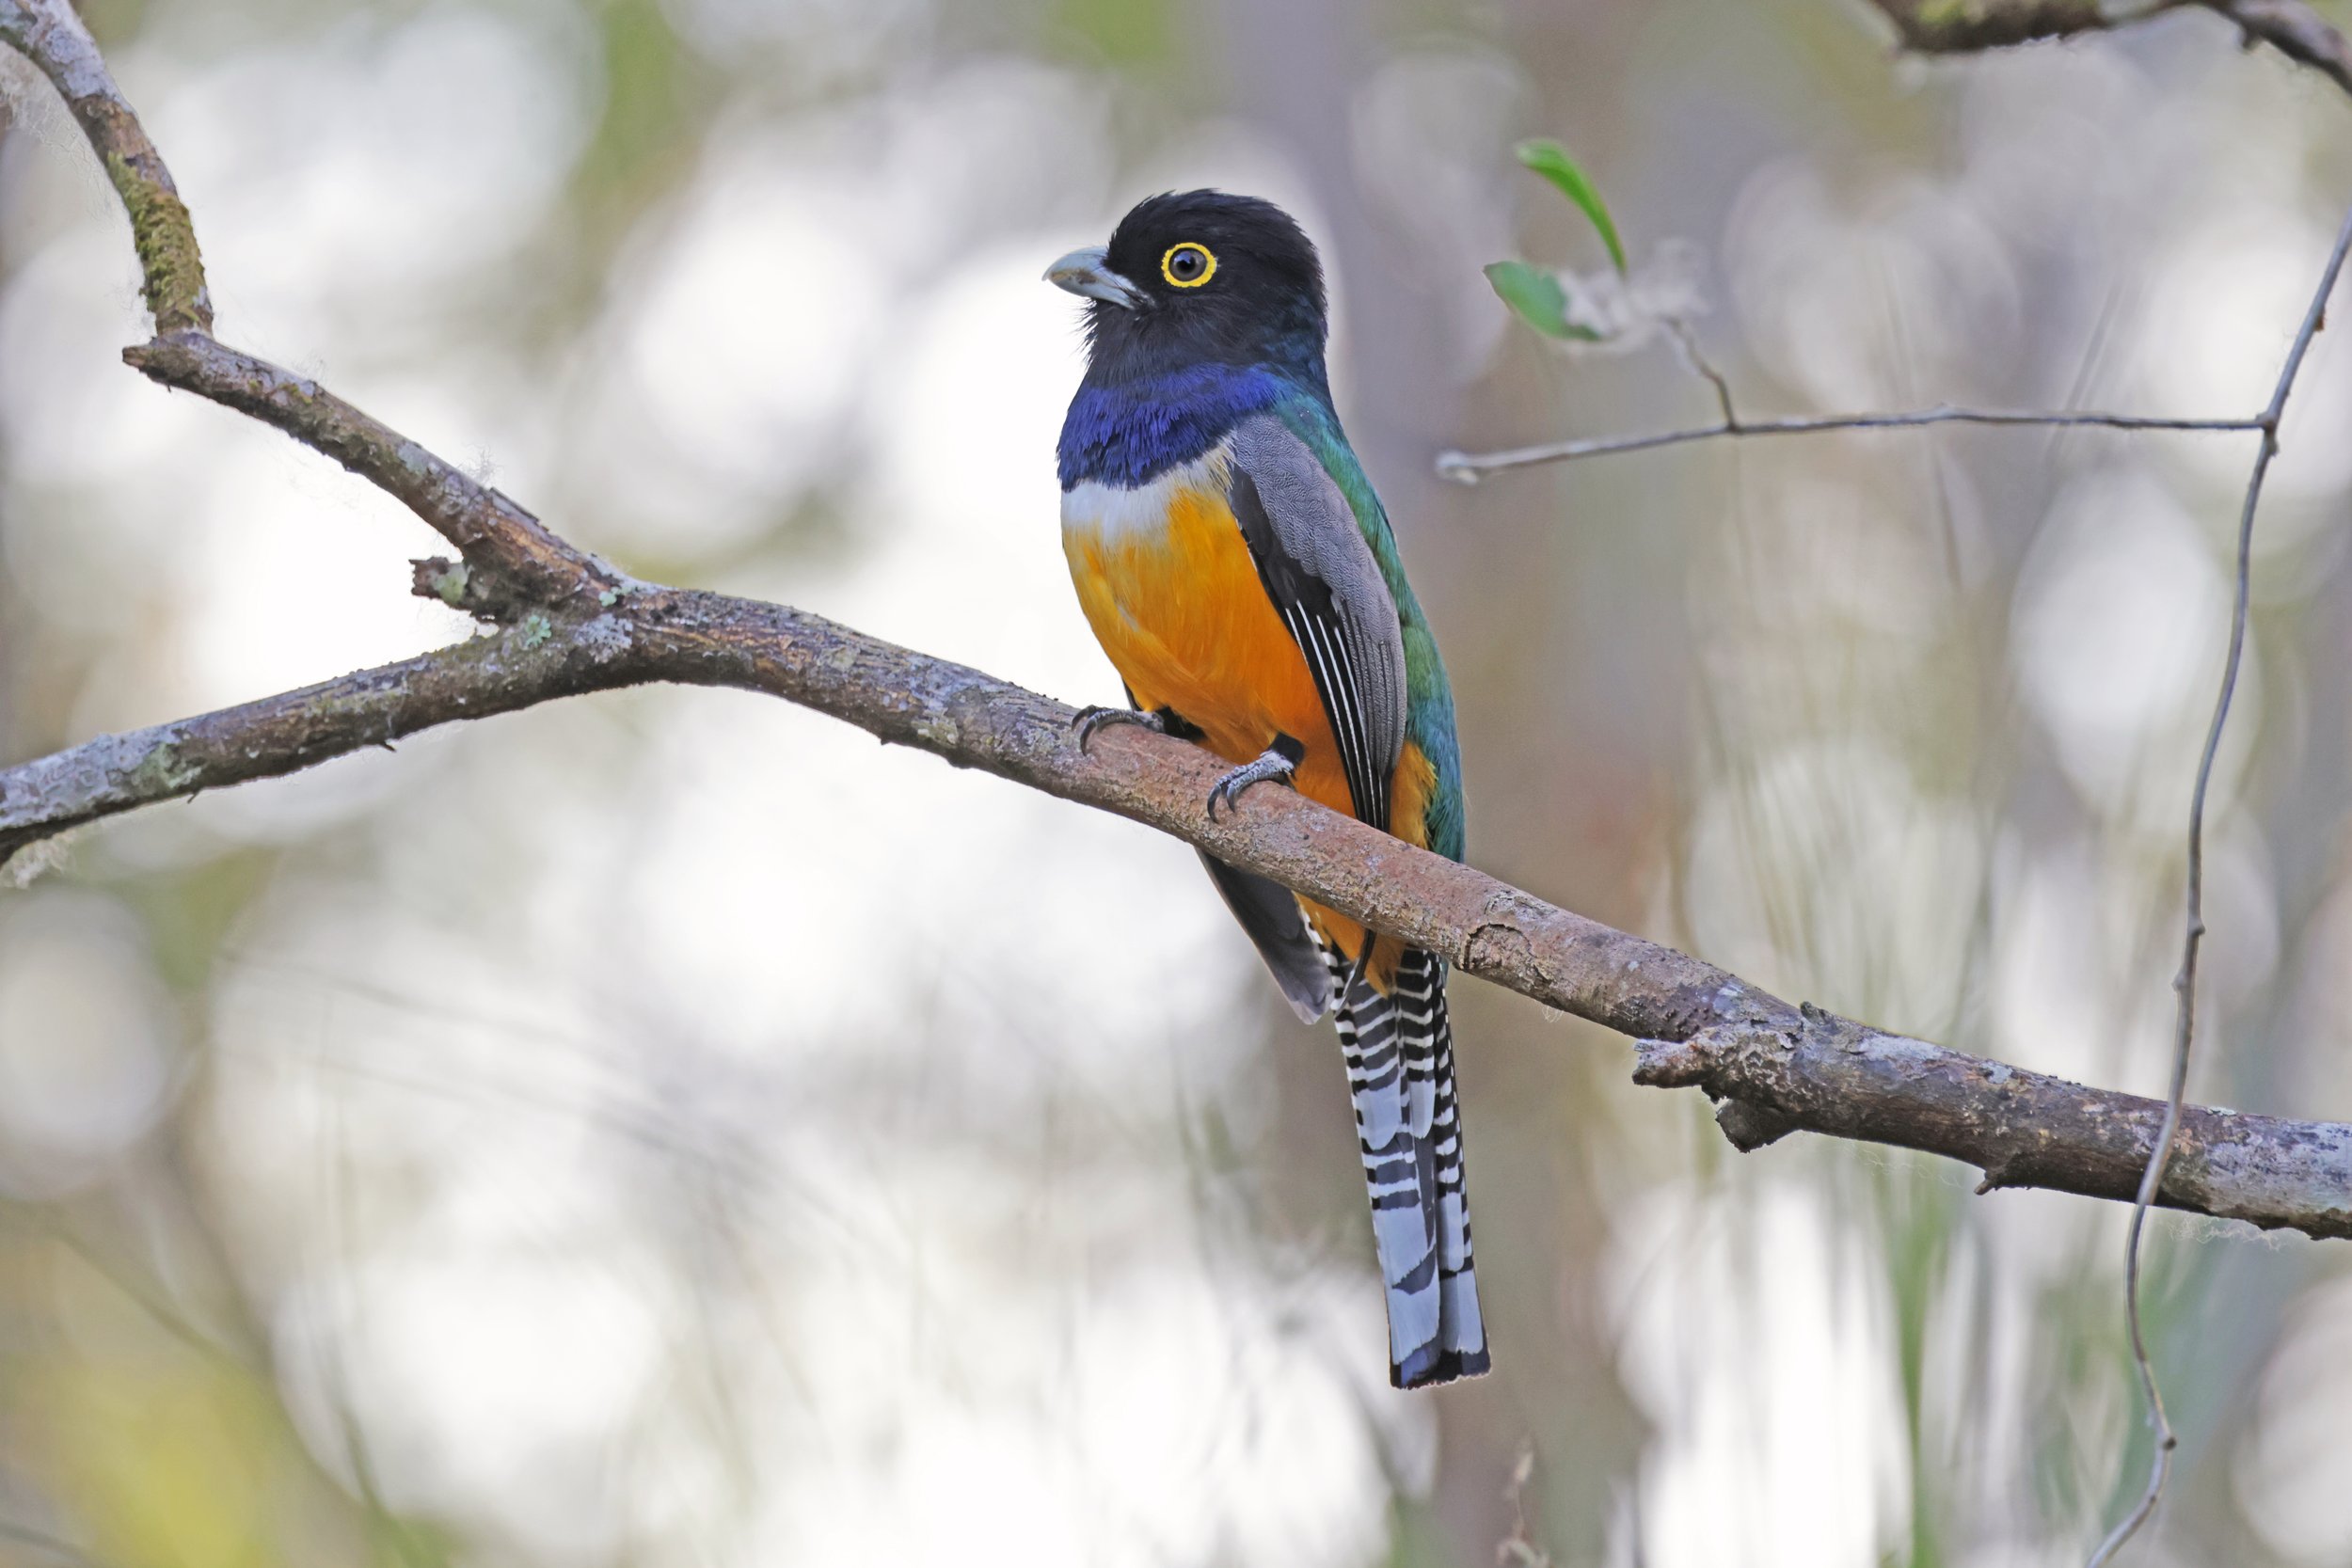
{"left": 0, "top": 3, "right": 2349, "bottom": 1565}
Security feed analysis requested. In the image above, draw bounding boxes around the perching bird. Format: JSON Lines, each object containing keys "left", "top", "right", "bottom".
{"left": 1046, "top": 191, "right": 1486, "bottom": 1388}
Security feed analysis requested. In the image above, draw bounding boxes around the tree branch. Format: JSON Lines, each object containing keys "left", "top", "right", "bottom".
{"left": 119, "top": 335, "right": 614, "bottom": 613}
{"left": 1, "top": 0, "right": 2347, "bottom": 1247}
{"left": 1865, "top": 0, "right": 2352, "bottom": 101}
{"left": 6, "top": 585, "right": 2351, "bottom": 1242}
{"left": 1868, "top": 0, "right": 2157, "bottom": 53}
{"left": 0, "top": 609, "right": 639, "bottom": 854}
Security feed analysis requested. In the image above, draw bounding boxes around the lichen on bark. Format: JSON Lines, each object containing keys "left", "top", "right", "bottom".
{"left": 103, "top": 149, "right": 210, "bottom": 332}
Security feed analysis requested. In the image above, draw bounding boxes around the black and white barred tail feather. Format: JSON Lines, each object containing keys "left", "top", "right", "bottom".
{"left": 1326, "top": 942, "right": 1487, "bottom": 1388}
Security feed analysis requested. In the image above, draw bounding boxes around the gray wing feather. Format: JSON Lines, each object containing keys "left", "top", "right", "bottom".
{"left": 1198, "top": 851, "right": 1329, "bottom": 1022}
{"left": 1226, "top": 416, "right": 1408, "bottom": 831}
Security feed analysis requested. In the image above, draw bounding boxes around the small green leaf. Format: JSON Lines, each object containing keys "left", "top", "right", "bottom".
{"left": 1483, "top": 261, "right": 1597, "bottom": 341}
{"left": 1515, "top": 138, "right": 1628, "bottom": 277}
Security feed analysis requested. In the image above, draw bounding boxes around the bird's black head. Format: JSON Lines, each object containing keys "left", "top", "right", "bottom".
{"left": 1046, "top": 191, "right": 1328, "bottom": 388}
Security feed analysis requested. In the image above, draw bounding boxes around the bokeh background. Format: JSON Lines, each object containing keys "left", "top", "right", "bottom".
{"left": 3, "top": 0, "right": 2350, "bottom": 1562}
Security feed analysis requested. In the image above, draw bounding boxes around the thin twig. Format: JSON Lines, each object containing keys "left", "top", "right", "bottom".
{"left": 2086, "top": 196, "right": 2352, "bottom": 1567}
{"left": 1435, "top": 405, "right": 2265, "bottom": 483}
{"left": 1663, "top": 316, "right": 1739, "bottom": 426}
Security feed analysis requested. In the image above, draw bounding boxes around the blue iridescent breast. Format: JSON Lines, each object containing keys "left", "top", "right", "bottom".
{"left": 1057, "top": 363, "right": 1291, "bottom": 490}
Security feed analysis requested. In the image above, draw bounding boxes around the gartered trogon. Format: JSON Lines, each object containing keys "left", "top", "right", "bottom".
{"left": 1046, "top": 191, "right": 1487, "bottom": 1388}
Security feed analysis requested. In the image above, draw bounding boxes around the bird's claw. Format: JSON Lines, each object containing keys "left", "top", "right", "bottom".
{"left": 1073, "top": 705, "right": 1166, "bottom": 753}
{"left": 1206, "top": 748, "right": 1296, "bottom": 820}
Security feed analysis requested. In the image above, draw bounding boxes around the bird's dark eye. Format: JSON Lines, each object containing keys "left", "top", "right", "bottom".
{"left": 1160, "top": 242, "right": 1216, "bottom": 288}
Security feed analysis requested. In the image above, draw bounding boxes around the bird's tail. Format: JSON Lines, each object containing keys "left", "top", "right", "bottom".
{"left": 1327, "top": 942, "right": 1488, "bottom": 1388}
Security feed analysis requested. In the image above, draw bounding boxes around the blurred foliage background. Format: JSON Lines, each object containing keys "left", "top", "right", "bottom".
{"left": 2, "top": 0, "right": 2351, "bottom": 1562}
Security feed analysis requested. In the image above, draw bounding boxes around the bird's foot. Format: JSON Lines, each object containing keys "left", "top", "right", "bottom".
{"left": 1207, "top": 746, "right": 1298, "bottom": 820}
{"left": 1073, "top": 705, "right": 1167, "bottom": 753}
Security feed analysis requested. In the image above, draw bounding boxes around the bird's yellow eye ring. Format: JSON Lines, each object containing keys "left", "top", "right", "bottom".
{"left": 1161, "top": 243, "right": 1216, "bottom": 288}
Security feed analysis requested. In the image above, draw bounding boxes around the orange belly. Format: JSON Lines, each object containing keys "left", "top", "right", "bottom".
{"left": 1062, "top": 463, "right": 1428, "bottom": 976}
